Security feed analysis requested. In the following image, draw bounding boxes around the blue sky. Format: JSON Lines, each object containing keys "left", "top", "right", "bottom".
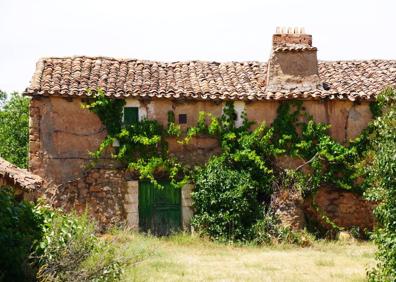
{"left": 0, "top": 0, "right": 394, "bottom": 93}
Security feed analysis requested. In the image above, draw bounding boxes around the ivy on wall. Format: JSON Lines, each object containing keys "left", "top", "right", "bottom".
{"left": 366, "top": 87, "right": 396, "bottom": 281}
{"left": 83, "top": 88, "right": 379, "bottom": 241}
{"left": 82, "top": 88, "right": 376, "bottom": 196}
{"left": 271, "top": 100, "right": 368, "bottom": 192}
{"left": 83, "top": 89, "right": 188, "bottom": 189}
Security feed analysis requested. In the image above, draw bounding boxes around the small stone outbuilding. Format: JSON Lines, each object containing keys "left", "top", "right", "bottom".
{"left": 0, "top": 157, "right": 42, "bottom": 199}
{"left": 24, "top": 28, "right": 396, "bottom": 233}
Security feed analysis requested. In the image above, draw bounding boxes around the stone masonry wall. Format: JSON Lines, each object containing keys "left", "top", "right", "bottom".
{"left": 271, "top": 186, "right": 376, "bottom": 232}
{"left": 272, "top": 156, "right": 376, "bottom": 231}
{"left": 29, "top": 98, "right": 43, "bottom": 177}
{"left": 303, "top": 186, "right": 376, "bottom": 231}
{"left": 29, "top": 96, "right": 375, "bottom": 230}
{"left": 29, "top": 96, "right": 373, "bottom": 185}
{"left": 44, "top": 168, "right": 128, "bottom": 227}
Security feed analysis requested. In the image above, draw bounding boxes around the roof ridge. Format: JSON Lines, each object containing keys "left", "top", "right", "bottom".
{"left": 318, "top": 59, "right": 396, "bottom": 63}
{"left": 38, "top": 56, "right": 266, "bottom": 65}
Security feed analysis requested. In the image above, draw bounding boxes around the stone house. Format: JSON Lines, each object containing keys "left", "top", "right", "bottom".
{"left": 24, "top": 28, "right": 396, "bottom": 233}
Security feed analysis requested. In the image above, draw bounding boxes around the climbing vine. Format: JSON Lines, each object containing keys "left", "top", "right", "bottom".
{"left": 176, "top": 101, "right": 374, "bottom": 240}
{"left": 366, "top": 87, "right": 396, "bottom": 281}
{"left": 83, "top": 89, "right": 188, "bottom": 189}
{"left": 82, "top": 89, "right": 125, "bottom": 136}
{"left": 84, "top": 88, "right": 381, "bottom": 241}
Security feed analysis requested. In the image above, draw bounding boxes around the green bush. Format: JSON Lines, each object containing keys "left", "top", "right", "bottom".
{"left": 0, "top": 91, "right": 29, "bottom": 168}
{"left": 366, "top": 87, "right": 396, "bottom": 281}
{"left": 191, "top": 156, "right": 271, "bottom": 242}
{"left": 32, "top": 206, "right": 126, "bottom": 282}
{"left": 0, "top": 187, "right": 132, "bottom": 282}
{"left": 0, "top": 188, "right": 43, "bottom": 282}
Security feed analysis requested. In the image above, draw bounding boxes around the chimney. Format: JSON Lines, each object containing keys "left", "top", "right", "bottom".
{"left": 266, "top": 27, "right": 321, "bottom": 92}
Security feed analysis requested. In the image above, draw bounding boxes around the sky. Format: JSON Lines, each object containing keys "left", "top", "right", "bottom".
{"left": 0, "top": 0, "right": 394, "bottom": 93}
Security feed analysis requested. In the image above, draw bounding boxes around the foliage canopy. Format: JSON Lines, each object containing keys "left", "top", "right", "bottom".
{"left": 0, "top": 91, "right": 29, "bottom": 168}
{"left": 366, "top": 87, "right": 396, "bottom": 281}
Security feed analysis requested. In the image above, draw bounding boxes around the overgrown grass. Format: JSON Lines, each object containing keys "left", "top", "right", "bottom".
{"left": 113, "top": 231, "right": 375, "bottom": 282}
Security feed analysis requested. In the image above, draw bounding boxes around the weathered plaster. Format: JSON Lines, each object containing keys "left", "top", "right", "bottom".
{"left": 267, "top": 50, "right": 320, "bottom": 92}
{"left": 29, "top": 95, "right": 374, "bottom": 229}
{"left": 245, "top": 101, "right": 280, "bottom": 128}
{"left": 302, "top": 100, "right": 328, "bottom": 124}
{"left": 346, "top": 103, "right": 372, "bottom": 140}
{"left": 30, "top": 97, "right": 107, "bottom": 184}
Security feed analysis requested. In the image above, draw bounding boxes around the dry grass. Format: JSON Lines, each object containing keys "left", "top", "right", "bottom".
{"left": 112, "top": 232, "right": 375, "bottom": 282}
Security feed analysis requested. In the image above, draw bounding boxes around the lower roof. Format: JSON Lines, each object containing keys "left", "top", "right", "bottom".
{"left": 25, "top": 57, "right": 396, "bottom": 101}
{"left": 0, "top": 157, "right": 42, "bottom": 192}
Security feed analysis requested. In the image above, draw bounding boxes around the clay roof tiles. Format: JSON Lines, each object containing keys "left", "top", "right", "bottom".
{"left": 0, "top": 157, "right": 42, "bottom": 192}
{"left": 25, "top": 56, "right": 396, "bottom": 101}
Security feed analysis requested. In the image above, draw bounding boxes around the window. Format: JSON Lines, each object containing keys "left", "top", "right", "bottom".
{"left": 178, "top": 114, "right": 187, "bottom": 124}
{"left": 124, "top": 107, "right": 139, "bottom": 126}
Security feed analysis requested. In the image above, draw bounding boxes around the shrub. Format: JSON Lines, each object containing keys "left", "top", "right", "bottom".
{"left": 0, "top": 188, "right": 43, "bottom": 282}
{"left": 366, "top": 87, "right": 396, "bottom": 281}
{"left": 0, "top": 91, "right": 29, "bottom": 168}
{"left": 191, "top": 156, "right": 271, "bottom": 242}
{"left": 252, "top": 211, "right": 313, "bottom": 246}
{"left": 0, "top": 188, "right": 135, "bottom": 282}
{"left": 32, "top": 205, "right": 127, "bottom": 282}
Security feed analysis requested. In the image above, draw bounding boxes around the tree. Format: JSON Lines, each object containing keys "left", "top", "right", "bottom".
{"left": 0, "top": 91, "right": 29, "bottom": 168}
{"left": 367, "top": 87, "right": 396, "bottom": 281}
{"left": 0, "top": 90, "right": 6, "bottom": 107}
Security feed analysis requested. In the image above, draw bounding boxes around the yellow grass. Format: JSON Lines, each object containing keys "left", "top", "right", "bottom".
{"left": 111, "top": 232, "right": 375, "bottom": 282}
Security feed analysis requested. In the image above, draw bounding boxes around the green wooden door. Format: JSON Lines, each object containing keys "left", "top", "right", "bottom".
{"left": 139, "top": 181, "right": 181, "bottom": 236}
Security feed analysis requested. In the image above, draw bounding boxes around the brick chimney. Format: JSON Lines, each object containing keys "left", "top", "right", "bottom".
{"left": 266, "top": 27, "right": 321, "bottom": 92}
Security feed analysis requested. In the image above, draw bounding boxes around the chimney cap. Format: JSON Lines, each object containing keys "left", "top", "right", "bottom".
{"left": 273, "top": 27, "right": 312, "bottom": 46}
{"left": 275, "top": 26, "right": 306, "bottom": 35}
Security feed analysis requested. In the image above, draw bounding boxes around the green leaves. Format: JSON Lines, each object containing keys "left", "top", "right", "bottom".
{"left": 0, "top": 91, "right": 29, "bottom": 168}
{"left": 192, "top": 157, "right": 267, "bottom": 242}
{"left": 190, "top": 105, "right": 275, "bottom": 242}
{"left": 82, "top": 89, "right": 126, "bottom": 136}
{"left": 84, "top": 92, "right": 186, "bottom": 189}
{"left": 366, "top": 87, "right": 396, "bottom": 281}
{"left": 32, "top": 205, "right": 126, "bottom": 282}
{"left": 84, "top": 88, "right": 389, "bottom": 248}
{"left": 0, "top": 188, "right": 43, "bottom": 281}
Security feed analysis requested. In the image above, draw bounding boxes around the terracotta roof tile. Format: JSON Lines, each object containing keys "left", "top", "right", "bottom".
{"left": 273, "top": 44, "right": 317, "bottom": 52}
{"left": 0, "top": 157, "right": 42, "bottom": 192}
{"left": 25, "top": 56, "right": 396, "bottom": 101}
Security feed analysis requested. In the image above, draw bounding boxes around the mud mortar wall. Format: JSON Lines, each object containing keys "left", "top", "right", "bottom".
{"left": 29, "top": 96, "right": 373, "bottom": 226}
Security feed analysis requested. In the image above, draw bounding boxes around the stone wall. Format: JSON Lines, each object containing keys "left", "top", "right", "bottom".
{"left": 303, "top": 186, "right": 376, "bottom": 231}
{"left": 271, "top": 186, "right": 376, "bottom": 232}
{"left": 272, "top": 156, "right": 376, "bottom": 232}
{"left": 29, "top": 95, "right": 374, "bottom": 230}
{"left": 29, "top": 97, "right": 108, "bottom": 185}
{"left": 44, "top": 168, "right": 128, "bottom": 227}
{"left": 29, "top": 96, "right": 373, "bottom": 185}
{"left": 40, "top": 166, "right": 195, "bottom": 230}
{"left": 270, "top": 188, "right": 306, "bottom": 230}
